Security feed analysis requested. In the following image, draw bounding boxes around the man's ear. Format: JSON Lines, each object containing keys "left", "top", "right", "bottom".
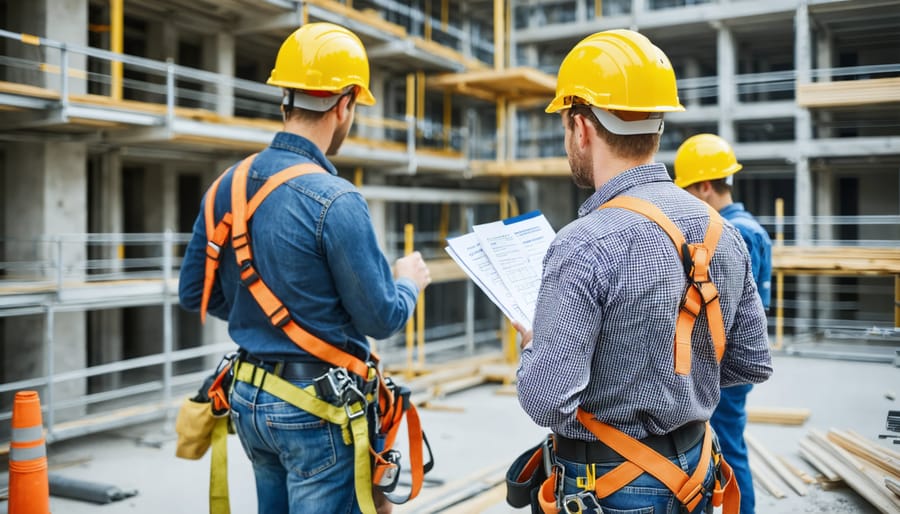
{"left": 572, "top": 112, "right": 591, "bottom": 150}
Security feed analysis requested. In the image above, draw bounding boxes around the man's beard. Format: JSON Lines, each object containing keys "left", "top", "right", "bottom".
{"left": 568, "top": 146, "right": 594, "bottom": 189}
{"left": 326, "top": 117, "right": 351, "bottom": 155}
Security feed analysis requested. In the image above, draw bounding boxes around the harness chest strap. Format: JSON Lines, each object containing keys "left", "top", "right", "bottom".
{"left": 599, "top": 196, "right": 726, "bottom": 374}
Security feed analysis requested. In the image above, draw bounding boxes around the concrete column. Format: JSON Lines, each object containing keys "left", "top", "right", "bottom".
{"left": 161, "top": 164, "right": 178, "bottom": 232}
{"left": 683, "top": 57, "right": 702, "bottom": 108}
{"left": 147, "top": 20, "right": 178, "bottom": 62}
{"left": 794, "top": 1, "right": 814, "bottom": 336}
{"left": 203, "top": 32, "right": 235, "bottom": 117}
{"left": 632, "top": 0, "right": 647, "bottom": 24}
{"left": 3, "top": 142, "right": 87, "bottom": 417}
{"left": 814, "top": 167, "right": 835, "bottom": 325}
{"left": 815, "top": 28, "right": 834, "bottom": 138}
{"left": 575, "top": 0, "right": 587, "bottom": 22}
{"left": 5, "top": 0, "right": 88, "bottom": 94}
{"left": 716, "top": 24, "right": 736, "bottom": 144}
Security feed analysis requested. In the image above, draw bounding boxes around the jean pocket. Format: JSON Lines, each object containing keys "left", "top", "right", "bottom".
{"left": 603, "top": 507, "right": 654, "bottom": 514}
{"left": 264, "top": 409, "right": 337, "bottom": 477}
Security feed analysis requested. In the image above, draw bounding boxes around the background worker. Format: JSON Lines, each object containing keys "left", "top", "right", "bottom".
{"left": 514, "top": 29, "right": 772, "bottom": 513}
{"left": 675, "top": 133, "right": 774, "bottom": 514}
{"left": 179, "top": 23, "right": 430, "bottom": 514}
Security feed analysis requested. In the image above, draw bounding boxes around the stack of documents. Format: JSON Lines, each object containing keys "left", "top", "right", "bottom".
{"left": 444, "top": 211, "right": 556, "bottom": 331}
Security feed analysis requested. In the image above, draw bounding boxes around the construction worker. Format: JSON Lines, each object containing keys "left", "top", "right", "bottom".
{"left": 675, "top": 133, "right": 773, "bottom": 514}
{"left": 178, "top": 23, "right": 430, "bottom": 514}
{"left": 512, "top": 30, "right": 773, "bottom": 513}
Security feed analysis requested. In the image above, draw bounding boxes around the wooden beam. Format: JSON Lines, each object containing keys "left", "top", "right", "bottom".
{"left": 745, "top": 432, "right": 807, "bottom": 495}
{"left": 747, "top": 406, "right": 811, "bottom": 425}
{"left": 797, "top": 77, "right": 900, "bottom": 108}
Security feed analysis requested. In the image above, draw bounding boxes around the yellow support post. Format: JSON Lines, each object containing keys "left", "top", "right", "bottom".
{"left": 774, "top": 198, "right": 784, "bottom": 350}
{"left": 416, "top": 70, "right": 426, "bottom": 138}
{"left": 425, "top": 0, "right": 432, "bottom": 41}
{"left": 442, "top": 0, "right": 449, "bottom": 30}
{"left": 353, "top": 167, "right": 363, "bottom": 187}
{"left": 110, "top": 0, "right": 123, "bottom": 101}
{"left": 406, "top": 74, "right": 415, "bottom": 118}
{"left": 443, "top": 90, "right": 452, "bottom": 149}
{"left": 496, "top": 98, "right": 506, "bottom": 162}
{"left": 417, "top": 283, "right": 426, "bottom": 369}
{"left": 494, "top": 0, "right": 504, "bottom": 70}
{"left": 404, "top": 224, "right": 415, "bottom": 379}
{"left": 301, "top": 3, "right": 309, "bottom": 24}
{"left": 895, "top": 275, "right": 899, "bottom": 328}
{"left": 438, "top": 203, "right": 450, "bottom": 247}
{"left": 595, "top": 0, "right": 602, "bottom": 18}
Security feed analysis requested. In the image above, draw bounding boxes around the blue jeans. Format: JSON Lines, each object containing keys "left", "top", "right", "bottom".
{"left": 230, "top": 378, "right": 360, "bottom": 514}
{"left": 555, "top": 438, "right": 715, "bottom": 514}
{"left": 710, "top": 383, "right": 753, "bottom": 514}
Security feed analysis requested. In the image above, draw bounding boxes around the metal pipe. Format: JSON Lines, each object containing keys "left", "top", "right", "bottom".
{"left": 162, "top": 230, "right": 173, "bottom": 404}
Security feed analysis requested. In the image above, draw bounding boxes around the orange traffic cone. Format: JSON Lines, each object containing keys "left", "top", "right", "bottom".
{"left": 8, "top": 390, "right": 50, "bottom": 514}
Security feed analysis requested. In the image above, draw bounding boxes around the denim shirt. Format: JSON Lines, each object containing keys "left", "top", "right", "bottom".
{"left": 179, "top": 132, "right": 418, "bottom": 361}
{"left": 719, "top": 203, "right": 772, "bottom": 309}
{"left": 517, "top": 164, "right": 772, "bottom": 440}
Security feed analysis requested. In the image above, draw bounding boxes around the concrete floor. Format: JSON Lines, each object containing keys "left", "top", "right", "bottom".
{"left": 2, "top": 353, "right": 897, "bottom": 513}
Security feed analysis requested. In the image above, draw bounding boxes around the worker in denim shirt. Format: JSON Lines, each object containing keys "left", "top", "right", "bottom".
{"left": 675, "top": 133, "right": 773, "bottom": 514}
{"left": 513, "top": 30, "right": 772, "bottom": 514}
{"left": 179, "top": 23, "right": 430, "bottom": 514}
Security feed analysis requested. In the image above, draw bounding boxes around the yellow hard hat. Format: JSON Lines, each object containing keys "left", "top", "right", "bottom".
{"left": 673, "top": 133, "right": 743, "bottom": 188}
{"left": 268, "top": 23, "right": 376, "bottom": 106}
{"left": 546, "top": 29, "right": 684, "bottom": 114}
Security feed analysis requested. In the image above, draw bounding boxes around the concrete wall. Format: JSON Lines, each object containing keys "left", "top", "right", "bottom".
{"left": 2, "top": 141, "right": 87, "bottom": 417}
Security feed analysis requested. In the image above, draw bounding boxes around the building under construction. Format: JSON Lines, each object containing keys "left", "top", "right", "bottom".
{"left": 1, "top": 0, "right": 899, "bottom": 510}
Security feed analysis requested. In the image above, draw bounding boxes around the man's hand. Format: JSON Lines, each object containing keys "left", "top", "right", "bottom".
{"left": 394, "top": 251, "right": 432, "bottom": 292}
{"left": 374, "top": 489, "right": 393, "bottom": 514}
{"left": 511, "top": 321, "right": 533, "bottom": 350}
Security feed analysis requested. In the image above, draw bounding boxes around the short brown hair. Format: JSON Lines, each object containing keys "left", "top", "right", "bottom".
{"left": 567, "top": 104, "right": 660, "bottom": 161}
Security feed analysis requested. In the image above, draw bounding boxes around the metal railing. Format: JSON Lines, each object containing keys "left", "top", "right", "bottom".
{"left": 0, "top": 28, "right": 468, "bottom": 157}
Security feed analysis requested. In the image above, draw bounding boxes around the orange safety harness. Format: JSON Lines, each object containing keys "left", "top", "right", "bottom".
{"left": 200, "top": 154, "right": 431, "bottom": 512}
{"left": 513, "top": 196, "right": 739, "bottom": 514}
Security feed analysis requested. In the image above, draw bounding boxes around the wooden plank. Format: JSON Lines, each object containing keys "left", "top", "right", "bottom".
{"left": 778, "top": 455, "right": 818, "bottom": 484}
{"left": 394, "top": 462, "right": 507, "bottom": 514}
{"left": 747, "top": 406, "right": 811, "bottom": 425}
{"left": 798, "top": 438, "right": 841, "bottom": 482}
{"left": 828, "top": 429, "right": 900, "bottom": 478}
{"left": 441, "top": 483, "right": 506, "bottom": 514}
{"left": 746, "top": 432, "right": 807, "bottom": 495}
{"left": 797, "top": 77, "right": 900, "bottom": 108}
{"left": 749, "top": 454, "right": 787, "bottom": 498}
{"left": 808, "top": 430, "right": 900, "bottom": 513}
{"left": 772, "top": 246, "right": 900, "bottom": 276}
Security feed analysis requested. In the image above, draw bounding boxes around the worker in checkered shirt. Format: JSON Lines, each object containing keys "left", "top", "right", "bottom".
{"left": 513, "top": 29, "right": 772, "bottom": 513}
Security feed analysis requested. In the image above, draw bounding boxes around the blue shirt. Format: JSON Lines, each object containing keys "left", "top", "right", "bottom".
{"left": 516, "top": 163, "right": 772, "bottom": 440}
{"left": 179, "top": 132, "right": 418, "bottom": 362}
{"left": 719, "top": 202, "right": 772, "bottom": 310}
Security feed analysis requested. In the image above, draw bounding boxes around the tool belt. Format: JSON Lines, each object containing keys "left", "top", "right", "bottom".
{"left": 506, "top": 415, "right": 739, "bottom": 514}
{"left": 555, "top": 420, "right": 705, "bottom": 463}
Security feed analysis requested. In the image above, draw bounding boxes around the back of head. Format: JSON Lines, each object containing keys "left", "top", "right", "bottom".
{"left": 268, "top": 22, "right": 376, "bottom": 112}
{"left": 673, "top": 133, "right": 742, "bottom": 188}
{"left": 547, "top": 29, "right": 683, "bottom": 136}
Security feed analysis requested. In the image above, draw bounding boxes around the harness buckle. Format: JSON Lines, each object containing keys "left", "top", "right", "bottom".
{"left": 313, "top": 367, "right": 354, "bottom": 405}
{"left": 239, "top": 261, "right": 259, "bottom": 287}
{"left": 206, "top": 241, "right": 222, "bottom": 259}
{"left": 375, "top": 449, "right": 402, "bottom": 491}
{"left": 562, "top": 490, "right": 603, "bottom": 514}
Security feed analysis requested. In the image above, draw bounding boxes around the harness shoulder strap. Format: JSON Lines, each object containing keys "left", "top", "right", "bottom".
{"left": 200, "top": 155, "right": 257, "bottom": 322}
{"left": 598, "top": 196, "right": 727, "bottom": 374}
{"left": 227, "top": 159, "right": 374, "bottom": 379}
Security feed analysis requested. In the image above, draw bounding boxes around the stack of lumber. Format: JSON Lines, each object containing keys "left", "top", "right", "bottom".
{"left": 746, "top": 432, "right": 811, "bottom": 499}
{"left": 798, "top": 428, "right": 900, "bottom": 513}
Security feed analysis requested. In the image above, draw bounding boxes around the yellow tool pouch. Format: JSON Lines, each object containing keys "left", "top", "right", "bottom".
{"left": 174, "top": 396, "right": 220, "bottom": 460}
